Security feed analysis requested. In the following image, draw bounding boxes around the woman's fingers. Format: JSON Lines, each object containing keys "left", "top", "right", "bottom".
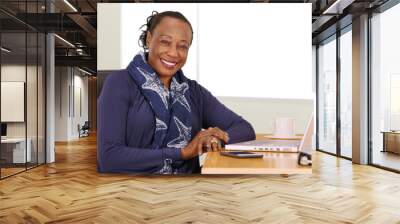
{"left": 207, "top": 127, "right": 229, "bottom": 143}
{"left": 191, "top": 128, "right": 228, "bottom": 156}
{"left": 199, "top": 135, "right": 212, "bottom": 152}
{"left": 198, "top": 138, "right": 207, "bottom": 155}
{"left": 198, "top": 128, "right": 228, "bottom": 143}
{"left": 183, "top": 129, "right": 223, "bottom": 160}
{"left": 215, "top": 127, "right": 229, "bottom": 142}
{"left": 210, "top": 137, "right": 221, "bottom": 152}
{"left": 197, "top": 135, "right": 220, "bottom": 153}
{"left": 211, "top": 140, "right": 218, "bottom": 152}
{"left": 201, "top": 135, "right": 221, "bottom": 152}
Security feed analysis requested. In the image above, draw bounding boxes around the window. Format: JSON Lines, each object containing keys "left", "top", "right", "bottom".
{"left": 371, "top": 2, "right": 400, "bottom": 171}
{"left": 390, "top": 74, "right": 400, "bottom": 130}
{"left": 339, "top": 28, "right": 352, "bottom": 158}
{"left": 317, "top": 36, "right": 337, "bottom": 154}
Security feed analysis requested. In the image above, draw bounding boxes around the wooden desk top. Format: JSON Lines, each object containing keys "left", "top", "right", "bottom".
{"left": 201, "top": 134, "right": 312, "bottom": 174}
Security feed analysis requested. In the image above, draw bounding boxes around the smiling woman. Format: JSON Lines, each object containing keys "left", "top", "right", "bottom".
{"left": 97, "top": 11, "right": 255, "bottom": 174}
{"left": 140, "top": 11, "right": 193, "bottom": 88}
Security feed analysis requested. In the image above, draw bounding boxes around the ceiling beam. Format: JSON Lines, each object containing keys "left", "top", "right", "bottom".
{"left": 312, "top": 15, "right": 335, "bottom": 33}
{"left": 55, "top": 55, "right": 96, "bottom": 71}
{"left": 322, "top": 0, "right": 356, "bottom": 14}
{"left": 67, "top": 13, "right": 97, "bottom": 39}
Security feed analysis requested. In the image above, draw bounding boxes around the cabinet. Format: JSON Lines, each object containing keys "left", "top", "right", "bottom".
{"left": 382, "top": 131, "right": 400, "bottom": 154}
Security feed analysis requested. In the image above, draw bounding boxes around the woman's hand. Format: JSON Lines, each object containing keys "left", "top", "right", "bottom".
{"left": 180, "top": 128, "right": 229, "bottom": 160}
{"left": 205, "top": 127, "right": 229, "bottom": 152}
{"left": 207, "top": 127, "right": 229, "bottom": 143}
{"left": 201, "top": 128, "right": 229, "bottom": 153}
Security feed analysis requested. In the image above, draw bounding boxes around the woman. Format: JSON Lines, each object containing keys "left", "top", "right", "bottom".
{"left": 98, "top": 11, "right": 255, "bottom": 174}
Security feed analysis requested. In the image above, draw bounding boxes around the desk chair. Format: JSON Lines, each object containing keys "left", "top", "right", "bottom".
{"left": 78, "top": 121, "right": 90, "bottom": 138}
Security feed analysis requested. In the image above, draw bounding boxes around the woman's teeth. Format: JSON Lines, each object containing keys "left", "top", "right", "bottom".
{"left": 161, "top": 59, "right": 177, "bottom": 67}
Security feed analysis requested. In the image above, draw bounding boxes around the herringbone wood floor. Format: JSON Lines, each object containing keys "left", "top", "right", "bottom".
{"left": 1, "top": 134, "right": 400, "bottom": 224}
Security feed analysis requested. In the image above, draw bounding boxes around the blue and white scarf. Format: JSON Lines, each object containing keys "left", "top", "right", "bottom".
{"left": 127, "top": 52, "right": 192, "bottom": 174}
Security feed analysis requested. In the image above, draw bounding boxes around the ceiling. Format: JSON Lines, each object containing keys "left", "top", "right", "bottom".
{"left": 0, "top": 0, "right": 391, "bottom": 74}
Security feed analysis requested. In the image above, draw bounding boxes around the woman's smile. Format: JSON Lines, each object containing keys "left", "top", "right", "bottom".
{"left": 160, "top": 58, "right": 178, "bottom": 69}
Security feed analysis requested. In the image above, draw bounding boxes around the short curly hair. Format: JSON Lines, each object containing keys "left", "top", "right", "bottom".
{"left": 138, "top": 11, "right": 194, "bottom": 52}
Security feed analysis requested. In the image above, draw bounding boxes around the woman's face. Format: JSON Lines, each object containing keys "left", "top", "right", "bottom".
{"left": 146, "top": 16, "right": 192, "bottom": 79}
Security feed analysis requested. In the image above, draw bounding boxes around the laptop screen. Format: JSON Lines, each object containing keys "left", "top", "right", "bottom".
{"left": 1, "top": 123, "right": 7, "bottom": 137}
{"left": 298, "top": 114, "right": 314, "bottom": 153}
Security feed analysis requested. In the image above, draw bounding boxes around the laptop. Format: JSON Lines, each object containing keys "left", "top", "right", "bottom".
{"left": 225, "top": 114, "right": 314, "bottom": 153}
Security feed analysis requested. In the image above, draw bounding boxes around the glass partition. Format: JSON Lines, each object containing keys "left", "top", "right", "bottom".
{"left": 1, "top": 30, "right": 28, "bottom": 177}
{"left": 0, "top": 1, "right": 46, "bottom": 179}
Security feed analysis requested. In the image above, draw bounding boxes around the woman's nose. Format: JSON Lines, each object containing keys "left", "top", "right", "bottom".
{"left": 167, "top": 46, "right": 179, "bottom": 58}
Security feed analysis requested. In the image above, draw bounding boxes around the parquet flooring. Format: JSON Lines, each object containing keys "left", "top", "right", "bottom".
{"left": 1, "top": 134, "right": 400, "bottom": 223}
{"left": 1, "top": 167, "right": 26, "bottom": 178}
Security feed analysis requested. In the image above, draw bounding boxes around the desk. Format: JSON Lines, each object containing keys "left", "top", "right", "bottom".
{"left": 1, "top": 138, "right": 31, "bottom": 163}
{"left": 201, "top": 135, "right": 312, "bottom": 174}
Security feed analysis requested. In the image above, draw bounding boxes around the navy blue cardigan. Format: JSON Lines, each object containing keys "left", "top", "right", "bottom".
{"left": 97, "top": 70, "right": 255, "bottom": 173}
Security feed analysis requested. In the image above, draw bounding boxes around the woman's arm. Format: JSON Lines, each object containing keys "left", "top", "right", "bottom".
{"left": 97, "top": 72, "right": 182, "bottom": 173}
{"left": 198, "top": 84, "right": 256, "bottom": 144}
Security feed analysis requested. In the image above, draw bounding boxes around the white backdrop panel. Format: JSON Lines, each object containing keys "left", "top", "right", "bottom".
{"left": 198, "top": 4, "right": 312, "bottom": 99}
{"left": 98, "top": 3, "right": 312, "bottom": 99}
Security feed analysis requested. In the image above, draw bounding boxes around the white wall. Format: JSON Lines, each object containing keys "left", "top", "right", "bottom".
{"left": 1, "top": 65, "right": 30, "bottom": 138}
{"left": 1, "top": 64, "right": 46, "bottom": 163}
{"left": 55, "top": 67, "right": 89, "bottom": 141}
{"left": 1, "top": 64, "right": 26, "bottom": 82}
{"left": 72, "top": 74, "right": 89, "bottom": 138}
{"left": 55, "top": 67, "right": 68, "bottom": 141}
{"left": 97, "top": 4, "right": 122, "bottom": 70}
{"left": 1, "top": 82, "right": 24, "bottom": 122}
{"left": 219, "top": 97, "right": 313, "bottom": 134}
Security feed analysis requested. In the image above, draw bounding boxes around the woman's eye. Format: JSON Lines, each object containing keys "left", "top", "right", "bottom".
{"left": 160, "top": 40, "right": 170, "bottom": 46}
{"left": 179, "top": 45, "right": 188, "bottom": 50}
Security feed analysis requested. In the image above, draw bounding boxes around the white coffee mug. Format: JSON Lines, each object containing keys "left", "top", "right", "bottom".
{"left": 273, "top": 117, "right": 295, "bottom": 138}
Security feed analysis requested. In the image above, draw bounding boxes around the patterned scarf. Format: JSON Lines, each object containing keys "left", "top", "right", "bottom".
{"left": 127, "top": 52, "right": 192, "bottom": 174}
